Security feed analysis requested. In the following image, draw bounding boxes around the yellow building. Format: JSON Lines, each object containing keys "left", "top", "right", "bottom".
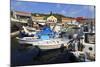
{"left": 47, "top": 15, "right": 57, "bottom": 23}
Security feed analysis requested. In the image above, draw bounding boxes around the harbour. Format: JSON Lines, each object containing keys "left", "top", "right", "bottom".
{"left": 11, "top": 22, "right": 95, "bottom": 66}
{"left": 11, "top": 37, "right": 79, "bottom": 66}
{"left": 11, "top": 1, "right": 95, "bottom": 67}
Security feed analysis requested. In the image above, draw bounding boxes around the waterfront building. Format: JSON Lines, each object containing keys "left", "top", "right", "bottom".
{"left": 11, "top": 11, "right": 31, "bottom": 23}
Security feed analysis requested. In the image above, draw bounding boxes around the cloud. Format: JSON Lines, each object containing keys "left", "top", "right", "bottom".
{"left": 64, "top": 5, "right": 95, "bottom": 18}
{"left": 64, "top": 9, "right": 83, "bottom": 17}
{"left": 11, "top": 1, "right": 23, "bottom": 10}
{"left": 83, "top": 6, "right": 95, "bottom": 12}
{"left": 61, "top": 10, "right": 67, "bottom": 15}
{"left": 69, "top": 10, "right": 80, "bottom": 15}
{"left": 82, "top": 6, "right": 95, "bottom": 18}
{"left": 56, "top": 4, "right": 61, "bottom": 8}
{"left": 11, "top": 1, "right": 38, "bottom": 11}
{"left": 89, "top": 6, "right": 95, "bottom": 11}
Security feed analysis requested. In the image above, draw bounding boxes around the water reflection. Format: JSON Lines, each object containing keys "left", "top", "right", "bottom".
{"left": 11, "top": 38, "right": 78, "bottom": 66}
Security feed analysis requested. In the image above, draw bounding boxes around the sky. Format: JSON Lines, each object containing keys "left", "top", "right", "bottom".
{"left": 11, "top": 0, "right": 95, "bottom": 18}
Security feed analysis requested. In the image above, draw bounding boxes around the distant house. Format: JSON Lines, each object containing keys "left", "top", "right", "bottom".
{"left": 61, "top": 17, "right": 79, "bottom": 27}
{"left": 83, "top": 19, "right": 95, "bottom": 25}
{"left": 31, "top": 14, "right": 46, "bottom": 28}
{"left": 76, "top": 17, "right": 95, "bottom": 25}
{"left": 11, "top": 11, "right": 31, "bottom": 23}
{"left": 78, "top": 18, "right": 95, "bottom": 25}
{"left": 14, "top": 11, "right": 31, "bottom": 18}
{"left": 32, "top": 14, "right": 58, "bottom": 24}
{"left": 47, "top": 15, "right": 57, "bottom": 23}
{"left": 32, "top": 16, "right": 46, "bottom": 22}
{"left": 61, "top": 17, "right": 76, "bottom": 23}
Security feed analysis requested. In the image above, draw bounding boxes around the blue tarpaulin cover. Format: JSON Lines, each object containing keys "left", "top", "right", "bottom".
{"left": 37, "top": 26, "right": 55, "bottom": 40}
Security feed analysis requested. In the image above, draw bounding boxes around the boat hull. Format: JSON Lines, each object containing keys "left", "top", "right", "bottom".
{"left": 18, "top": 37, "right": 68, "bottom": 50}
{"left": 34, "top": 45, "right": 66, "bottom": 50}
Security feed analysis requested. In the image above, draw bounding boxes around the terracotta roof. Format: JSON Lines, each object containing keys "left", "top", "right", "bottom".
{"left": 15, "top": 11, "right": 31, "bottom": 16}
{"left": 62, "top": 17, "right": 75, "bottom": 20}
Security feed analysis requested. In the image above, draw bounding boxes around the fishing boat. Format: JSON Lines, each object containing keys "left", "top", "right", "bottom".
{"left": 17, "top": 25, "right": 70, "bottom": 50}
{"left": 81, "top": 32, "right": 95, "bottom": 61}
{"left": 76, "top": 23, "right": 95, "bottom": 61}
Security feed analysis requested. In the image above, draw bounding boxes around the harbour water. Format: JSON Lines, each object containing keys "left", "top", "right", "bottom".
{"left": 11, "top": 37, "right": 79, "bottom": 66}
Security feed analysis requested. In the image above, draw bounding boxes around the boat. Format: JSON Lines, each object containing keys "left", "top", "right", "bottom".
{"left": 18, "top": 26, "right": 38, "bottom": 38}
{"left": 17, "top": 25, "right": 70, "bottom": 50}
{"left": 80, "top": 32, "right": 95, "bottom": 61}
{"left": 59, "top": 23, "right": 95, "bottom": 61}
{"left": 77, "top": 23, "right": 95, "bottom": 61}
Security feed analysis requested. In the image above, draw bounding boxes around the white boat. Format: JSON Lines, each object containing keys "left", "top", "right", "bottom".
{"left": 81, "top": 32, "right": 95, "bottom": 61}
{"left": 19, "top": 26, "right": 39, "bottom": 38}
{"left": 22, "top": 26, "right": 37, "bottom": 35}
{"left": 17, "top": 37, "right": 69, "bottom": 50}
{"left": 17, "top": 25, "right": 70, "bottom": 50}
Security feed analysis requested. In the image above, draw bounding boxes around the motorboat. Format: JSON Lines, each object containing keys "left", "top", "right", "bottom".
{"left": 17, "top": 25, "right": 69, "bottom": 50}
{"left": 18, "top": 26, "right": 38, "bottom": 38}
{"left": 81, "top": 32, "right": 95, "bottom": 61}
